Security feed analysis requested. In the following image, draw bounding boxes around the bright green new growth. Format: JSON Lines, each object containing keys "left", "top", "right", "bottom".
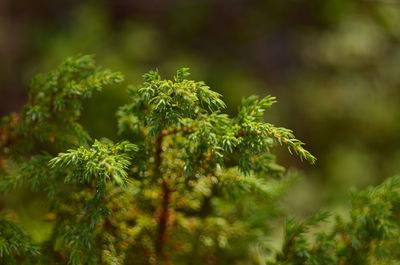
{"left": 0, "top": 55, "right": 399, "bottom": 265}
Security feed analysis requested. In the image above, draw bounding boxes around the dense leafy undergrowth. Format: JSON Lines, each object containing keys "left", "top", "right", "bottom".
{"left": 1, "top": 55, "right": 399, "bottom": 265}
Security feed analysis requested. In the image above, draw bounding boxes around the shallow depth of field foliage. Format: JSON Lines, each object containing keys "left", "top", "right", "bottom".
{"left": 3, "top": 0, "right": 400, "bottom": 214}
{"left": 1, "top": 55, "right": 400, "bottom": 264}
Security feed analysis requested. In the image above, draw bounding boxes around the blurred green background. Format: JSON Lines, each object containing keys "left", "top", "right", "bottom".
{"left": 1, "top": 0, "right": 400, "bottom": 232}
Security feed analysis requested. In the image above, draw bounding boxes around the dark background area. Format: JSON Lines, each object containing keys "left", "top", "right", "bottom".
{"left": 1, "top": 0, "right": 400, "bottom": 219}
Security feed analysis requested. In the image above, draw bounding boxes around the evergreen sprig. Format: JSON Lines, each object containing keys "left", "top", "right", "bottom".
{"left": 49, "top": 140, "right": 137, "bottom": 189}
{"left": 0, "top": 55, "right": 399, "bottom": 265}
{"left": 270, "top": 176, "right": 400, "bottom": 265}
{"left": 0, "top": 217, "right": 39, "bottom": 265}
{"left": 0, "top": 54, "right": 123, "bottom": 159}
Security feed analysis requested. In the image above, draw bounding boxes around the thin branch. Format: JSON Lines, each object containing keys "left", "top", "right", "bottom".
{"left": 154, "top": 129, "right": 173, "bottom": 263}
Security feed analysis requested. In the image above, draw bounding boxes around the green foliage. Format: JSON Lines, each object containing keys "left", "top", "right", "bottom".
{"left": 0, "top": 55, "right": 399, "bottom": 265}
{"left": 270, "top": 176, "right": 400, "bottom": 265}
{"left": 50, "top": 140, "right": 137, "bottom": 189}
{"left": 0, "top": 54, "right": 123, "bottom": 158}
{"left": 0, "top": 217, "right": 39, "bottom": 265}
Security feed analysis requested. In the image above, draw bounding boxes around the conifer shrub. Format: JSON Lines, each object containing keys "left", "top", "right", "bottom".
{"left": 0, "top": 55, "right": 399, "bottom": 264}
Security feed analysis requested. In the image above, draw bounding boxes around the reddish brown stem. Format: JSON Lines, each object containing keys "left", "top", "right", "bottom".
{"left": 154, "top": 130, "right": 173, "bottom": 263}
{"left": 155, "top": 179, "right": 172, "bottom": 259}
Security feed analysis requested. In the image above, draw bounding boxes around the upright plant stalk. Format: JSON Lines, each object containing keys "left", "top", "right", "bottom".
{"left": 154, "top": 129, "right": 173, "bottom": 263}
{"left": 156, "top": 178, "right": 172, "bottom": 262}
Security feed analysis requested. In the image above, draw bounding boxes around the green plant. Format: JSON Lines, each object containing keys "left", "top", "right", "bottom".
{"left": 271, "top": 176, "right": 400, "bottom": 265}
{"left": 1, "top": 55, "right": 399, "bottom": 265}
